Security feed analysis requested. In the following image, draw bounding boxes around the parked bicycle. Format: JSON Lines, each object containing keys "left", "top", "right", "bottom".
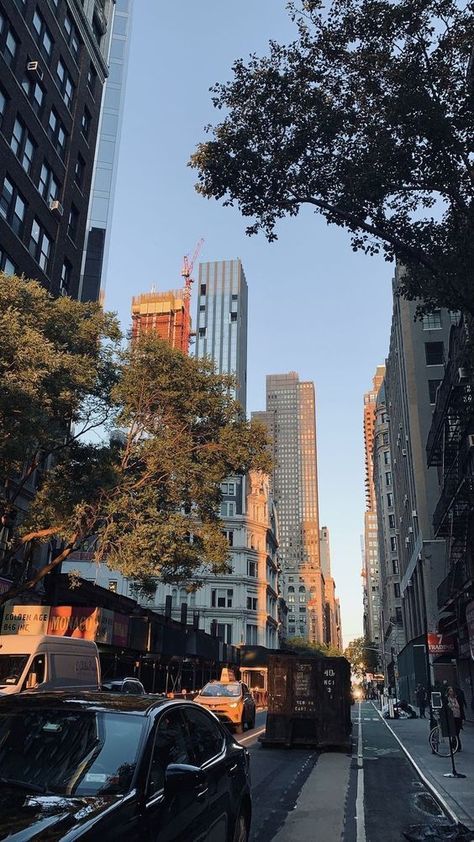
{"left": 429, "top": 708, "right": 459, "bottom": 757}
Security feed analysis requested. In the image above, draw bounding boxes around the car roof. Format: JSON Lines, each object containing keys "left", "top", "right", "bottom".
{"left": 0, "top": 691, "right": 184, "bottom": 716}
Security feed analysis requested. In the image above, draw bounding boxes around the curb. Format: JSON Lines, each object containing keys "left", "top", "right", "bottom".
{"left": 371, "top": 702, "right": 462, "bottom": 826}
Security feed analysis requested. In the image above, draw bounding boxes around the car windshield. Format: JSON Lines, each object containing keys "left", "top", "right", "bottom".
{"left": 0, "top": 655, "right": 29, "bottom": 686}
{"left": 200, "top": 682, "right": 241, "bottom": 697}
{"left": 0, "top": 708, "right": 145, "bottom": 796}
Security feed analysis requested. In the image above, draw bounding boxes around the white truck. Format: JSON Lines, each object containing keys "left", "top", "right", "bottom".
{"left": 0, "top": 635, "right": 101, "bottom": 694}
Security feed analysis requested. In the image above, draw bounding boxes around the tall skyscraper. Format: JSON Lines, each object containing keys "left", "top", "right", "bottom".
{"left": 362, "top": 365, "right": 385, "bottom": 645}
{"left": 80, "top": 0, "right": 133, "bottom": 302}
{"left": 0, "top": 0, "right": 115, "bottom": 299}
{"left": 253, "top": 372, "right": 324, "bottom": 643}
{"left": 131, "top": 287, "right": 191, "bottom": 352}
{"left": 194, "top": 259, "right": 248, "bottom": 413}
{"left": 320, "top": 526, "right": 343, "bottom": 649}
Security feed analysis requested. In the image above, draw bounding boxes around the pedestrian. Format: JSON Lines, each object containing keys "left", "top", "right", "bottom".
{"left": 446, "top": 685, "right": 465, "bottom": 750}
{"left": 415, "top": 684, "right": 427, "bottom": 718}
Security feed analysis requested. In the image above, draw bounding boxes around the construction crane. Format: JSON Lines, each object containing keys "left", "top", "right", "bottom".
{"left": 181, "top": 238, "right": 204, "bottom": 350}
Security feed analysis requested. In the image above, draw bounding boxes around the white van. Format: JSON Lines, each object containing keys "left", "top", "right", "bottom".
{"left": 0, "top": 635, "right": 101, "bottom": 694}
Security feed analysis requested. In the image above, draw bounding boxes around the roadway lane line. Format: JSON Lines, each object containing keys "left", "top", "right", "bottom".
{"left": 371, "top": 702, "right": 459, "bottom": 824}
{"left": 356, "top": 702, "right": 366, "bottom": 842}
{"left": 238, "top": 726, "right": 266, "bottom": 745}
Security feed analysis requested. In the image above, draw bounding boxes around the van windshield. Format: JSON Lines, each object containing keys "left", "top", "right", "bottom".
{"left": 0, "top": 655, "right": 29, "bottom": 686}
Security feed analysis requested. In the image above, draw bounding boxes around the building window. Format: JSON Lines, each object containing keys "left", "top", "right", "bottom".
{"left": 48, "top": 108, "right": 67, "bottom": 158}
{"left": 246, "top": 596, "right": 258, "bottom": 610}
{"left": 87, "top": 61, "right": 97, "bottom": 95}
{"left": 0, "top": 15, "right": 18, "bottom": 67}
{"left": 81, "top": 106, "right": 91, "bottom": 139}
{"left": 199, "top": 327, "right": 206, "bottom": 338}
{"left": 22, "top": 77, "right": 45, "bottom": 115}
{"left": 108, "top": 580, "right": 118, "bottom": 593}
{"left": 287, "top": 593, "right": 295, "bottom": 603}
{"left": 247, "top": 559, "right": 257, "bottom": 578}
{"left": 428, "top": 379, "right": 442, "bottom": 405}
{"left": 67, "top": 204, "right": 78, "bottom": 241}
{"left": 56, "top": 58, "right": 74, "bottom": 109}
{"left": 10, "top": 117, "right": 36, "bottom": 175}
{"left": 425, "top": 342, "right": 444, "bottom": 366}
{"left": 220, "top": 482, "right": 236, "bottom": 496}
{"left": 385, "top": 471, "right": 392, "bottom": 487}
{"left": 38, "top": 162, "right": 60, "bottom": 204}
{"left": 383, "top": 432, "right": 389, "bottom": 445}
{"left": 246, "top": 624, "right": 258, "bottom": 645}
{"left": 0, "top": 248, "right": 16, "bottom": 275}
{"left": 388, "top": 513, "right": 396, "bottom": 529}
{"left": 29, "top": 218, "right": 52, "bottom": 274}
{"left": 74, "top": 154, "right": 85, "bottom": 189}
{"left": 211, "top": 588, "right": 233, "bottom": 608}
{"left": 0, "top": 86, "right": 6, "bottom": 127}
{"left": 216, "top": 623, "right": 232, "bottom": 644}
{"left": 392, "top": 558, "right": 399, "bottom": 574}
{"left": 422, "top": 311, "right": 442, "bottom": 331}
{"left": 220, "top": 501, "right": 235, "bottom": 518}
{"left": 230, "top": 312, "right": 237, "bottom": 322}
{"left": 0, "top": 176, "right": 26, "bottom": 237}
{"left": 394, "top": 582, "right": 401, "bottom": 598}
{"left": 199, "top": 304, "right": 205, "bottom": 312}
{"left": 32, "top": 9, "right": 54, "bottom": 59}
{"left": 299, "top": 606, "right": 306, "bottom": 613}
{"left": 387, "top": 492, "right": 393, "bottom": 508}
{"left": 64, "top": 12, "right": 81, "bottom": 62}
{"left": 383, "top": 451, "right": 391, "bottom": 466}
{"left": 59, "top": 259, "right": 71, "bottom": 295}
{"left": 222, "top": 529, "right": 233, "bottom": 547}
{"left": 200, "top": 283, "right": 206, "bottom": 295}
{"left": 395, "top": 607, "right": 403, "bottom": 625}
{"left": 390, "top": 536, "right": 397, "bottom": 553}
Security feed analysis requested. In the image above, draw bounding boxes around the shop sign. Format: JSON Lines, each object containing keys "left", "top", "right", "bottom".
{"left": 1, "top": 604, "right": 50, "bottom": 635}
{"left": 466, "top": 600, "right": 474, "bottom": 661}
{"left": 47, "top": 606, "right": 99, "bottom": 639}
{"left": 113, "top": 613, "right": 129, "bottom": 647}
{"left": 96, "top": 608, "right": 114, "bottom": 644}
{"left": 427, "top": 633, "right": 455, "bottom": 655}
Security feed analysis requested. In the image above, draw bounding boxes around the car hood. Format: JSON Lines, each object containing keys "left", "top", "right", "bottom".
{"left": 0, "top": 787, "right": 120, "bottom": 841}
{"left": 196, "top": 695, "right": 241, "bottom": 704}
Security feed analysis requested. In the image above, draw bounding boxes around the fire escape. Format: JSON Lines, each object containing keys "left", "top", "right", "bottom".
{"left": 426, "top": 316, "right": 474, "bottom": 620}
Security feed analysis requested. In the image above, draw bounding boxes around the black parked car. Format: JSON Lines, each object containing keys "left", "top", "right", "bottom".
{"left": 0, "top": 691, "right": 252, "bottom": 841}
{"left": 101, "top": 677, "right": 146, "bottom": 695}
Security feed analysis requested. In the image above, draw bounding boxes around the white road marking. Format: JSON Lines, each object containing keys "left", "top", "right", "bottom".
{"left": 238, "top": 726, "right": 266, "bottom": 745}
{"left": 356, "top": 703, "right": 366, "bottom": 842}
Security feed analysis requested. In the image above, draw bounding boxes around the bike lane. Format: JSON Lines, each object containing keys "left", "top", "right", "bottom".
{"left": 349, "top": 701, "right": 454, "bottom": 841}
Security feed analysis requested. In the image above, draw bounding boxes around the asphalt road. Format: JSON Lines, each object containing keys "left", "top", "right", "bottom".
{"left": 236, "top": 703, "right": 454, "bottom": 841}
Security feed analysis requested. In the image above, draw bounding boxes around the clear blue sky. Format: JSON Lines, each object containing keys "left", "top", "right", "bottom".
{"left": 105, "top": 1, "right": 394, "bottom": 646}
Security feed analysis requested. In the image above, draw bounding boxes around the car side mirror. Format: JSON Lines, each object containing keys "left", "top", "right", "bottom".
{"left": 164, "top": 764, "right": 204, "bottom": 797}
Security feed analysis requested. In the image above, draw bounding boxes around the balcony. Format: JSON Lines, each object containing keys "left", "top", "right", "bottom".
{"left": 437, "top": 557, "right": 474, "bottom": 610}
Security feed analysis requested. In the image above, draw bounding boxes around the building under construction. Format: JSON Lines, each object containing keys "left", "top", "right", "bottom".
{"left": 131, "top": 288, "right": 191, "bottom": 353}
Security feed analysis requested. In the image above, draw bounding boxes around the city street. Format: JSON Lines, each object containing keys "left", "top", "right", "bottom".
{"left": 240, "top": 703, "right": 456, "bottom": 841}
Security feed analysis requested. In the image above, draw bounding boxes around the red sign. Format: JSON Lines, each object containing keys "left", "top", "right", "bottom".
{"left": 427, "top": 633, "right": 455, "bottom": 656}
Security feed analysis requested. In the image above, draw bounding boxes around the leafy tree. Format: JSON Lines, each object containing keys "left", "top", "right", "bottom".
{"left": 284, "top": 636, "right": 342, "bottom": 657}
{"left": 344, "top": 636, "right": 379, "bottom": 677}
{"left": 190, "top": 0, "right": 474, "bottom": 316}
{"left": 0, "top": 326, "right": 271, "bottom": 605}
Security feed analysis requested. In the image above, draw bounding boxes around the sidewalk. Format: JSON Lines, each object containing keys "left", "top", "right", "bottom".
{"left": 374, "top": 704, "right": 474, "bottom": 828}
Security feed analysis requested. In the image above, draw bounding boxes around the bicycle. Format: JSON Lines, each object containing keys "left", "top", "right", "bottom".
{"left": 429, "top": 710, "right": 459, "bottom": 757}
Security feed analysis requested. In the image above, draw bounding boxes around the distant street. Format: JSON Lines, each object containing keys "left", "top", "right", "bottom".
{"left": 240, "top": 703, "right": 453, "bottom": 841}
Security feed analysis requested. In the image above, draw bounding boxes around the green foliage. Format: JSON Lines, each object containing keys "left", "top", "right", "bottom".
{"left": 285, "top": 636, "right": 342, "bottom": 658}
{"left": 0, "top": 297, "right": 271, "bottom": 603}
{"left": 344, "top": 636, "right": 379, "bottom": 677}
{"left": 190, "top": 0, "right": 474, "bottom": 316}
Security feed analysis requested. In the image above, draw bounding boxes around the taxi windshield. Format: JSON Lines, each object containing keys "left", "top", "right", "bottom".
{"left": 200, "top": 682, "right": 241, "bottom": 697}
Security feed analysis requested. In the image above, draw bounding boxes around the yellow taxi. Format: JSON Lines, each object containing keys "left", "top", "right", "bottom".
{"left": 194, "top": 671, "right": 256, "bottom": 734}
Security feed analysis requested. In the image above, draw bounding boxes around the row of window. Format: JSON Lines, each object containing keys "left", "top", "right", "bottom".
{"left": 0, "top": 173, "right": 72, "bottom": 287}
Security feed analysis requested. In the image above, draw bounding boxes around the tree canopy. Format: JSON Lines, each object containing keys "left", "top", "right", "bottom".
{"left": 0, "top": 276, "right": 271, "bottom": 605}
{"left": 344, "top": 636, "right": 379, "bottom": 677}
{"left": 285, "top": 635, "right": 343, "bottom": 657}
{"left": 191, "top": 0, "right": 474, "bottom": 316}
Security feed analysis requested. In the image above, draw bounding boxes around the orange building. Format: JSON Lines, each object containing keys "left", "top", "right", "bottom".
{"left": 131, "top": 288, "right": 191, "bottom": 353}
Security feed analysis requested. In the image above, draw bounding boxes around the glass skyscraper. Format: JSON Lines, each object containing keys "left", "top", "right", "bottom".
{"left": 194, "top": 259, "right": 248, "bottom": 414}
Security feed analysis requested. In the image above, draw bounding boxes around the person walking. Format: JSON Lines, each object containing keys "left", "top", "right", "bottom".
{"left": 446, "top": 685, "right": 465, "bottom": 750}
{"left": 416, "top": 684, "right": 427, "bottom": 718}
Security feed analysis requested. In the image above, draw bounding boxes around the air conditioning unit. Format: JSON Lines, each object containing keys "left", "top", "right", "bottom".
{"left": 468, "top": 435, "right": 474, "bottom": 449}
{"left": 408, "top": 526, "right": 413, "bottom": 533}
{"left": 402, "top": 449, "right": 407, "bottom": 456}
{"left": 405, "top": 536, "right": 410, "bottom": 545}
{"left": 412, "top": 509, "right": 418, "bottom": 517}
{"left": 26, "top": 60, "right": 43, "bottom": 80}
{"left": 49, "top": 199, "right": 64, "bottom": 217}
{"left": 458, "top": 367, "right": 468, "bottom": 383}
